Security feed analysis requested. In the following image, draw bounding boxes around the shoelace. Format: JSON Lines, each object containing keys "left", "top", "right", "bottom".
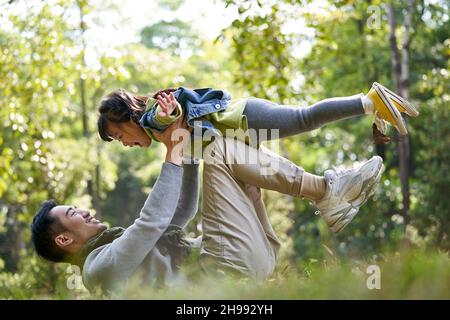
{"left": 314, "top": 167, "right": 358, "bottom": 216}
{"left": 374, "top": 113, "right": 389, "bottom": 135}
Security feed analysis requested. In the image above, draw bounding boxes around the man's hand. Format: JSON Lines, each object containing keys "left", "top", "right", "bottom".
{"left": 156, "top": 91, "right": 181, "bottom": 117}
{"left": 151, "top": 115, "right": 190, "bottom": 166}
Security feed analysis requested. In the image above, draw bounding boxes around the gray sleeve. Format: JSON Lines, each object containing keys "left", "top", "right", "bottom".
{"left": 169, "top": 163, "right": 200, "bottom": 228}
{"left": 83, "top": 162, "right": 183, "bottom": 286}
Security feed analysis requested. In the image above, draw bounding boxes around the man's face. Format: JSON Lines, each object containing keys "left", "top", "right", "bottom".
{"left": 49, "top": 205, "right": 107, "bottom": 254}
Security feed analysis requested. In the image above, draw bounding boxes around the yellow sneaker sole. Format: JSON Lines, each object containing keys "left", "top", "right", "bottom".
{"left": 373, "top": 82, "right": 419, "bottom": 117}
{"left": 367, "top": 85, "right": 408, "bottom": 135}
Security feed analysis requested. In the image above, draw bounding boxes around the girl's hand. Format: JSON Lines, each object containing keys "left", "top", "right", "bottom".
{"left": 157, "top": 91, "right": 180, "bottom": 117}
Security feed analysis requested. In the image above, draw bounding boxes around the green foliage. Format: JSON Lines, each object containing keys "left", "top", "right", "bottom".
{"left": 412, "top": 61, "right": 450, "bottom": 248}
{"left": 295, "top": 0, "right": 450, "bottom": 254}
{"left": 0, "top": 0, "right": 448, "bottom": 299}
{"left": 226, "top": 2, "right": 295, "bottom": 101}
{"left": 140, "top": 19, "right": 201, "bottom": 55}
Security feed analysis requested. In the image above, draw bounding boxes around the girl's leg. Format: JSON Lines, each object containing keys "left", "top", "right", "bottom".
{"left": 243, "top": 94, "right": 365, "bottom": 142}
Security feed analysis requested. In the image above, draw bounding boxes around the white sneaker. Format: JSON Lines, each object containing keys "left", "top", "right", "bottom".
{"left": 315, "top": 156, "right": 384, "bottom": 233}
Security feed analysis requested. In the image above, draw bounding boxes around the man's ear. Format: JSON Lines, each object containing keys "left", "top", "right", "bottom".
{"left": 55, "top": 234, "right": 73, "bottom": 248}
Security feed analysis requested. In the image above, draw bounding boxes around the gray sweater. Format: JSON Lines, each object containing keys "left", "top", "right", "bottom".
{"left": 82, "top": 162, "right": 200, "bottom": 292}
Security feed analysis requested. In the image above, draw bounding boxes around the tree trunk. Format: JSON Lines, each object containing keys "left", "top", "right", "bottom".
{"left": 387, "top": 1, "right": 413, "bottom": 225}
{"left": 77, "top": 0, "right": 102, "bottom": 218}
{"left": 387, "top": 3, "right": 401, "bottom": 90}
{"left": 359, "top": 6, "right": 386, "bottom": 159}
{"left": 398, "top": 0, "right": 414, "bottom": 224}
{"left": 0, "top": 204, "right": 23, "bottom": 272}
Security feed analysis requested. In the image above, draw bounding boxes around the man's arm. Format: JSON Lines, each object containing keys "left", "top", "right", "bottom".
{"left": 156, "top": 92, "right": 199, "bottom": 228}
{"left": 83, "top": 162, "right": 183, "bottom": 287}
{"left": 169, "top": 162, "right": 200, "bottom": 228}
{"left": 84, "top": 115, "right": 191, "bottom": 290}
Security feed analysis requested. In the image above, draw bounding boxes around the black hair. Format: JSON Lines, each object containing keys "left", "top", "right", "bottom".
{"left": 30, "top": 200, "right": 69, "bottom": 263}
{"left": 97, "top": 87, "right": 177, "bottom": 142}
{"left": 97, "top": 88, "right": 149, "bottom": 142}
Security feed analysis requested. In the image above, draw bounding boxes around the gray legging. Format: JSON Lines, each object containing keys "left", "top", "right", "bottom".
{"left": 242, "top": 94, "right": 365, "bottom": 142}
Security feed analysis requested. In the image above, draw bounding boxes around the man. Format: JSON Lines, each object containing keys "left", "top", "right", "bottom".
{"left": 31, "top": 116, "right": 383, "bottom": 292}
{"left": 31, "top": 117, "right": 197, "bottom": 292}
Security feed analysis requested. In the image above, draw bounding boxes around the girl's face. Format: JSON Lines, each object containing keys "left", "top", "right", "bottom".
{"left": 106, "top": 120, "right": 152, "bottom": 148}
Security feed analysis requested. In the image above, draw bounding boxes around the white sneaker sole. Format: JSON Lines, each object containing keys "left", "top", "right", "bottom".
{"left": 331, "top": 157, "right": 384, "bottom": 233}
{"left": 350, "top": 158, "right": 384, "bottom": 208}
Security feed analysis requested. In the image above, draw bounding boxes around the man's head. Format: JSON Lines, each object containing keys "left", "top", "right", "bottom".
{"left": 31, "top": 200, "right": 107, "bottom": 262}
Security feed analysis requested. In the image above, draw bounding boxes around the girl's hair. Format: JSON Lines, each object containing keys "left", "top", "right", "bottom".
{"left": 97, "top": 87, "right": 176, "bottom": 142}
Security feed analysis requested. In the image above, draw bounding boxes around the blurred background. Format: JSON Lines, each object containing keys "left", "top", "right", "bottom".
{"left": 0, "top": 0, "right": 449, "bottom": 299}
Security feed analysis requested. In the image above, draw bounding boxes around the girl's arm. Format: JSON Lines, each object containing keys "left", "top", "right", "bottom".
{"left": 140, "top": 92, "right": 183, "bottom": 135}
{"left": 142, "top": 92, "right": 183, "bottom": 133}
{"left": 154, "top": 100, "right": 183, "bottom": 126}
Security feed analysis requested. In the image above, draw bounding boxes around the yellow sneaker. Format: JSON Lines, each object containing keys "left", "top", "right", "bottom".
{"left": 367, "top": 83, "right": 408, "bottom": 135}
{"left": 373, "top": 82, "right": 419, "bottom": 117}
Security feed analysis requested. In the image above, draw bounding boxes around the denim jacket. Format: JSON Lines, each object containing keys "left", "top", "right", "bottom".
{"left": 140, "top": 87, "right": 231, "bottom": 135}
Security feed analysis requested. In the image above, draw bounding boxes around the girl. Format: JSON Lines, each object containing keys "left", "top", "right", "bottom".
{"left": 97, "top": 82, "right": 418, "bottom": 149}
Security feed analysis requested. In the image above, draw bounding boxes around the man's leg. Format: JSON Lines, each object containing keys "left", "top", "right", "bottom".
{"left": 213, "top": 135, "right": 325, "bottom": 200}
{"left": 200, "top": 137, "right": 280, "bottom": 279}
{"left": 204, "top": 136, "right": 383, "bottom": 233}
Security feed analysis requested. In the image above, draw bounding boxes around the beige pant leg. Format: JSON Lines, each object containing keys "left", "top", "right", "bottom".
{"left": 200, "top": 138, "right": 280, "bottom": 279}
{"left": 200, "top": 136, "right": 308, "bottom": 279}
{"left": 206, "top": 136, "right": 305, "bottom": 197}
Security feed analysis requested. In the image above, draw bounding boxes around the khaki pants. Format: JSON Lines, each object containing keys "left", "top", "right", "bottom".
{"left": 199, "top": 136, "right": 305, "bottom": 279}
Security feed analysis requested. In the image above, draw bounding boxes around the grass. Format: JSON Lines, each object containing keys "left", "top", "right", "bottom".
{"left": 110, "top": 249, "right": 450, "bottom": 300}
{"left": 1, "top": 249, "right": 448, "bottom": 299}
